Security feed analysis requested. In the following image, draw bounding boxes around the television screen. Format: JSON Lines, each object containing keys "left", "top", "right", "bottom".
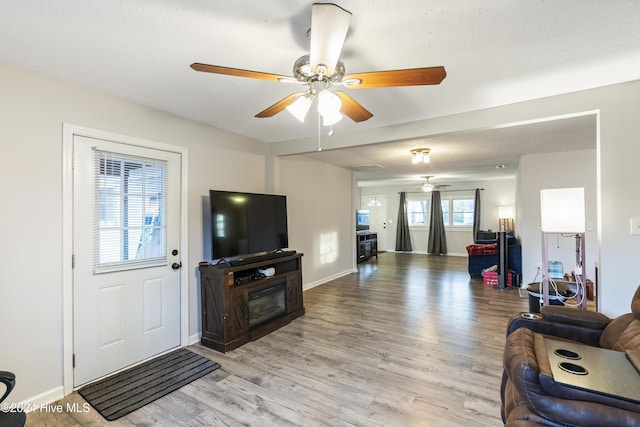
{"left": 208, "top": 190, "right": 288, "bottom": 260}
{"left": 356, "top": 209, "right": 370, "bottom": 231}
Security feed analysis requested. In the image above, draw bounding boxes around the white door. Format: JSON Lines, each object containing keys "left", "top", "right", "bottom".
{"left": 73, "top": 136, "right": 182, "bottom": 386}
{"left": 362, "top": 196, "right": 388, "bottom": 251}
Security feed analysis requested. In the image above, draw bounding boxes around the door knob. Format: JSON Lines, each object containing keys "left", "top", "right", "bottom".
{"left": 172, "top": 262, "right": 182, "bottom": 270}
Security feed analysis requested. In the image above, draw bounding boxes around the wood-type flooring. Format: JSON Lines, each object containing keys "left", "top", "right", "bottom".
{"left": 26, "top": 252, "right": 529, "bottom": 426}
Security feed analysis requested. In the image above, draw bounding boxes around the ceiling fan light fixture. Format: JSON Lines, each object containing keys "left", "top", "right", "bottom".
{"left": 411, "top": 148, "right": 430, "bottom": 164}
{"left": 422, "top": 182, "right": 434, "bottom": 192}
{"left": 286, "top": 94, "right": 312, "bottom": 122}
{"left": 317, "top": 89, "right": 343, "bottom": 125}
{"left": 317, "top": 90, "right": 341, "bottom": 114}
{"left": 322, "top": 110, "right": 343, "bottom": 126}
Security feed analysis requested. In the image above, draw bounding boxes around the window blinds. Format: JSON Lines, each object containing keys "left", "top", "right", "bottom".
{"left": 93, "top": 148, "right": 168, "bottom": 273}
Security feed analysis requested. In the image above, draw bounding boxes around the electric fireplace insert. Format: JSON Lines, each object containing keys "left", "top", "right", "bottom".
{"left": 248, "top": 283, "right": 287, "bottom": 328}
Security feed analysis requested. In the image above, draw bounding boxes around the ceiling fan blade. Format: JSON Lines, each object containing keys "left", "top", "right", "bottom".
{"left": 344, "top": 66, "right": 447, "bottom": 88}
{"left": 190, "top": 63, "right": 293, "bottom": 83}
{"left": 334, "top": 91, "right": 373, "bottom": 122}
{"left": 255, "top": 92, "right": 304, "bottom": 118}
{"left": 309, "top": 3, "right": 352, "bottom": 76}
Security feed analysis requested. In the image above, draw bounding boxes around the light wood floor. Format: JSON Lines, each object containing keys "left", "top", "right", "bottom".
{"left": 26, "top": 253, "right": 530, "bottom": 426}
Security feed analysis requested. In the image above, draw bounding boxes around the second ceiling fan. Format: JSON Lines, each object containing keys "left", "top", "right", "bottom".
{"left": 190, "top": 3, "right": 446, "bottom": 125}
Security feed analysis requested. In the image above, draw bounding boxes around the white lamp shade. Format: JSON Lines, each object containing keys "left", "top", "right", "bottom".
{"left": 317, "top": 90, "right": 343, "bottom": 125}
{"left": 540, "top": 187, "right": 585, "bottom": 233}
{"left": 498, "top": 206, "right": 514, "bottom": 219}
{"left": 286, "top": 95, "right": 312, "bottom": 122}
{"left": 321, "top": 110, "right": 343, "bottom": 126}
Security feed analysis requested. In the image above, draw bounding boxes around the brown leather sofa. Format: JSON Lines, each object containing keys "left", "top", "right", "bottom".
{"left": 501, "top": 285, "right": 640, "bottom": 426}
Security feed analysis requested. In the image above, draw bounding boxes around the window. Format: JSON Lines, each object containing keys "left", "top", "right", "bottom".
{"left": 443, "top": 197, "right": 474, "bottom": 226}
{"left": 407, "top": 195, "right": 475, "bottom": 227}
{"left": 93, "top": 149, "right": 168, "bottom": 272}
{"left": 407, "top": 199, "right": 427, "bottom": 225}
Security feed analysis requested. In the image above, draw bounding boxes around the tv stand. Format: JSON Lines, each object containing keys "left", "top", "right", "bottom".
{"left": 198, "top": 253, "right": 304, "bottom": 353}
{"left": 356, "top": 231, "right": 377, "bottom": 263}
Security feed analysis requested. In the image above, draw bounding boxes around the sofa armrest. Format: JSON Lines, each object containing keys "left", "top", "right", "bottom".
{"left": 505, "top": 311, "right": 608, "bottom": 347}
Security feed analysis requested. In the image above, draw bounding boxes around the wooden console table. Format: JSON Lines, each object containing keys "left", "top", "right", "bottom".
{"left": 198, "top": 253, "right": 304, "bottom": 353}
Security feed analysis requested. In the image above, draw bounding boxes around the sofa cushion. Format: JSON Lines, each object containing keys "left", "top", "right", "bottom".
{"left": 605, "top": 317, "right": 640, "bottom": 352}
{"left": 632, "top": 285, "right": 640, "bottom": 319}
{"left": 600, "top": 313, "right": 637, "bottom": 350}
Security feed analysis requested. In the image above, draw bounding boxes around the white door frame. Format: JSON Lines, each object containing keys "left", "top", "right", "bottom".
{"left": 361, "top": 195, "right": 388, "bottom": 252}
{"left": 62, "top": 124, "right": 189, "bottom": 395}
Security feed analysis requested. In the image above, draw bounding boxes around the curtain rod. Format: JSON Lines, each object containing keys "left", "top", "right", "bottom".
{"left": 399, "top": 188, "right": 484, "bottom": 194}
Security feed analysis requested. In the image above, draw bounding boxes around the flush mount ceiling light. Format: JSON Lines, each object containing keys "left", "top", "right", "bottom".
{"left": 411, "top": 148, "right": 431, "bottom": 164}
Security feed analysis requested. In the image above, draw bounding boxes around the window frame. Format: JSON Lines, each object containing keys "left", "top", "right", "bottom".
{"left": 405, "top": 194, "right": 475, "bottom": 229}
{"left": 93, "top": 149, "right": 169, "bottom": 274}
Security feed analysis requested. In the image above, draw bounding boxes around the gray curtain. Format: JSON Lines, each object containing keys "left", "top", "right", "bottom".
{"left": 395, "top": 192, "right": 413, "bottom": 251}
{"left": 473, "top": 188, "right": 481, "bottom": 242}
{"left": 428, "top": 190, "right": 447, "bottom": 255}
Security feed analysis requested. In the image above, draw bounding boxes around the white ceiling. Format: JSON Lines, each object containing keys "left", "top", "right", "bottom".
{"left": 1, "top": 1, "right": 638, "bottom": 185}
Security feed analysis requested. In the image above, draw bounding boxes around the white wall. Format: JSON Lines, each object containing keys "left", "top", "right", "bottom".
{"left": 0, "top": 63, "right": 353, "bottom": 404}
{"left": 359, "top": 178, "right": 516, "bottom": 255}
{"left": 277, "top": 156, "right": 355, "bottom": 287}
{"left": 517, "top": 149, "right": 597, "bottom": 285}
{"left": 277, "top": 80, "right": 640, "bottom": 317}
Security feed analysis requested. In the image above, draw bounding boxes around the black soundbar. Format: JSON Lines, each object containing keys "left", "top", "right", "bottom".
{"left": 229, "top": 250, "right": 296, "bottom": 267}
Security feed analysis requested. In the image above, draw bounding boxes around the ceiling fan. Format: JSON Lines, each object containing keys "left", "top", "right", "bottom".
{"left": 190, "top": 3, "right": 446, "bottom": 126}
{"left": 420, "top": 176, "right": 450, "bottom": 192}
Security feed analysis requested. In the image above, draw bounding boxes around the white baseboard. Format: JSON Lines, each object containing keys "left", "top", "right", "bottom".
{"left": 387, "top": 250, "right": 467, "bottom": 257}
{"left": 21, "top": 386, "right": 65, "bottom": 413}
{"left": 188, "top": 333, "right": 201, "bottom": 346}
{"left": 303, "top": 269, "right": 353, "bottom": 291}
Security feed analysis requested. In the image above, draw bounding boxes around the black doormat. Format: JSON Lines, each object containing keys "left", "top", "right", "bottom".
{"left": 78, "top": 348, "right": 220, "bottom": 421}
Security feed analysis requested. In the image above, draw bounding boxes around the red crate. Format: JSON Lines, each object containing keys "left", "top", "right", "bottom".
{"left": 483, "top": 271, "right": 512, "bottom": 286}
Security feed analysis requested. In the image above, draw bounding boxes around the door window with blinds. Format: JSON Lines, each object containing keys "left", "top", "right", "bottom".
{"left": 93, "top": 149, "right": 168, "bottom": 273}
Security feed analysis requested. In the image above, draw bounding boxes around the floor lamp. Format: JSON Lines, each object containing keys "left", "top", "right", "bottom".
{"left": 540, "top": 188, "right": 587, "bottom": 309}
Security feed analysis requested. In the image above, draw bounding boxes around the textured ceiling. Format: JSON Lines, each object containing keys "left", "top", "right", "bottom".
{"left": 1, "top": 1, "right": 637, "bottom": 183}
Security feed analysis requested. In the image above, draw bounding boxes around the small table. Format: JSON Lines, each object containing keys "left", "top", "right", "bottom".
{"left": 545, "top": 338, "right": 640, "bottom": 403}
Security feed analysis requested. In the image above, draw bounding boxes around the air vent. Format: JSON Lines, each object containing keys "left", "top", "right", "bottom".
{"left": 352, "top": 164, "right": 385, "bottom": 171}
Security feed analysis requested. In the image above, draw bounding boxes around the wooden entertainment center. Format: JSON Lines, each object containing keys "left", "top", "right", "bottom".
{"left": 198, "top": 253, "right": 304, "bottom": 353}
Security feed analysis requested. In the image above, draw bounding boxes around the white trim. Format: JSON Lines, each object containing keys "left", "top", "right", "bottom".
{"left": 302, "top": 268, "right": 353, "bottom": 291}
{"left": 19, "top": 386, "right": 65, "bottom": 413}
{"left": 62, "top": 124, "right": 189, "bottom": 396}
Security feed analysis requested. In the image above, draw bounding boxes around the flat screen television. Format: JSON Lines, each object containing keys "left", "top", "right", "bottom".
{"left": 207, "top": 190, "right": 289, "bottom": 261}
{"left": 356, "top": 209, "right": 370, "bottom": 231}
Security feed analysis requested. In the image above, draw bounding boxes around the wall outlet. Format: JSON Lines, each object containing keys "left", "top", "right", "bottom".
{"left": 631, "top": 218, "right": 640, "bottom": 235}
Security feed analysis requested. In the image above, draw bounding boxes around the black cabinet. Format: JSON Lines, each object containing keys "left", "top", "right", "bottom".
{"left": 357, "top": 232, "right": 378, "bottom": 263}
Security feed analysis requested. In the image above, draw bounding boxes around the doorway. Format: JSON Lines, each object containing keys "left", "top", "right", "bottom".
{"left": 361, "top": 195, "right": 388, "bottom": 252}
{"left": 62, "top": 125, "right": 188, "bottom": 392}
